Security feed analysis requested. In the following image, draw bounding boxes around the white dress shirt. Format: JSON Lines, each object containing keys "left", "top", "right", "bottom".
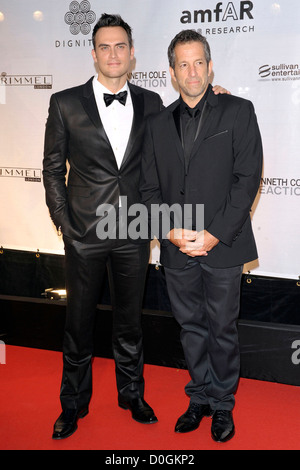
{"left": 92, "top": 76, "right": 133, "bottom": 169}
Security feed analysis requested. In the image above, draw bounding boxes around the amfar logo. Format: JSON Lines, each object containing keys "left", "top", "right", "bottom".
{"left": 180, "top": 1, "right": 254, "bottom": 24}
{"left": 64, "top": 1, "right": 96, "bottom": 35}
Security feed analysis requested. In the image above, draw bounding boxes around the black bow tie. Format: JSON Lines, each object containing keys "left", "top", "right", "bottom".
{"left": 103, "top": 91, "right": 128, "bottom": 107}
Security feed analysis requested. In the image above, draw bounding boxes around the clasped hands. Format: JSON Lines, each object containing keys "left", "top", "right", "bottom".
{"left": 167, "top": 228, "right": 219, "bottom": 257}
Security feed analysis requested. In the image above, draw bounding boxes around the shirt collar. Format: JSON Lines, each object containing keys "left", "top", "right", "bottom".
{"left": 180, "top": 86, "right": 210, "bottom": 116}
{"left": 93, "top": 76, "right": 130, "bottom": 103}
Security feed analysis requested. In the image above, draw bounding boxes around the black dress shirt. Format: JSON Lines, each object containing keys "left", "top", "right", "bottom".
{"left": 180, "top": 87, "right": 210, "bottom": 173}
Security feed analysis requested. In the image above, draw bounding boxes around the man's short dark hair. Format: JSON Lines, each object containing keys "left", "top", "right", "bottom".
{"left": 168, "top": 30, "right": 211, "bottom": 69}
{"left": 92, "top": 13, "right": 133, "bottom": 49}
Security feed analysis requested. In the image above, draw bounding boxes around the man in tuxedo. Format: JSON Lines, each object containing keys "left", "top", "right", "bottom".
{"left": 43, "top": 14, "right": 229, "bottom": 440}
{"left": 43, "top": 13, "right": 164, "bottom": 440}
{"left": 140, "top": 30, "right": 263, "bottom": 443}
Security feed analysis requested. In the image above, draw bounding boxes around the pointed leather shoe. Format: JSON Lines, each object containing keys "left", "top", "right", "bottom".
{"left": 175, "top": 403, "right": 212, "bottom": 433}
{"left": 118, "top": 397, "right": 158, "bottom": 424}
{"left": 52, "top": 408, "right": 89, "bottom": 440}
{"left": 211, "top": 410, "right": 235, "bottom": 443}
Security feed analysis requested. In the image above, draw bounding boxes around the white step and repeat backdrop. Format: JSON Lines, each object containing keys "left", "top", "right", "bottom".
{"left": 0, "top": 1, "right": 299, "bottom": 279}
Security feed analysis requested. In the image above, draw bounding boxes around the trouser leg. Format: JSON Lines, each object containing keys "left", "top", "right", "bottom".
{"left": 60, "top": 237, "right": 108, "bottom": 411}
{"left": 107, "top": 242, "right": 150, "bottom": 401}
{"left": 198, "top": 263, "right": 242, "bottom": 410}
{"left": 164, "top": 260, "right": 242, "bottom": 410}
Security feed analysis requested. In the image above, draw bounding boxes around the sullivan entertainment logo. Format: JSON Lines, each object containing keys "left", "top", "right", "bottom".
{"left": 180, "top": 1, "right": 255, "bottom": 35}
{"left": 0, "top": 73, "right": 52, "bottom": 89}
{"left": 259, "top": 63, "right": 300, "bottom": 82}
{"left": 0, "top": 168, "right": 41, "bottom": 182}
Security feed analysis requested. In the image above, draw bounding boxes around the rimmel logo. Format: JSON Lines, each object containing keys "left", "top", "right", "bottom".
{"left": 180, "top": 1, "right": 254, "bottom": 23}
{"left": 0, "top": 72, "right": 52, "bottom": 89}
{"left": 0, "top": 167, "right": 41, "bottom": 182}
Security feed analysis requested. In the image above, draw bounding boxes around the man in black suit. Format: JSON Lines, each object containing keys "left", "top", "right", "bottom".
{"left": 43, "top": 14, "right": 229, "bottom": 440}
{"left": 140, "top": 30, "right": 263, "bottom": 442}
{"left": 43, "top": 14, "right": 164, "bottom": 440}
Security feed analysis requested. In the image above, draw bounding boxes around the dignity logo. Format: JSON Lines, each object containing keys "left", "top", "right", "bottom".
{"left": 64, "top": 1, "right": 96, "bottom": 35}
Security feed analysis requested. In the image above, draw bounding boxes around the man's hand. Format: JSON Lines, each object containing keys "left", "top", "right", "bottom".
{"left": 212, "top": 85, "right": 231, "bottom": 95}
{"left": 167, "top": 228, "right": 197, "bottom": 248}
{"left": 179, "top": 230, "right": 219, "bottom": 257}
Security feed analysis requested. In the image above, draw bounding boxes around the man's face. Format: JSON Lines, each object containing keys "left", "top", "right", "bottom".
{"left": 169, "top": 41, "right": 213, "bottom": 107}
{"left": 92, "top": 26, "right": 134, "bottom": 83}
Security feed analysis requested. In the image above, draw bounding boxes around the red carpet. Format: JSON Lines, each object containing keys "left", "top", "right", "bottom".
{"left": 0, "top": 345, "right": 299, "bottom": 450}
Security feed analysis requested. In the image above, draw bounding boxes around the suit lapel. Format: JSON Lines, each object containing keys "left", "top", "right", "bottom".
{"left": 190, "top": 88, "right": 218, "bottom": 161}
{"left": 80, "top": 77, "right": 115, "bottom": 152}
{"left": 168, "top": 100, "right": 185, "bottom": 166}
{"left": 120, "top": 83, "right": 144, "bottom": 169}
{"left": 81, "top": 78, "right": 101, "bottom": 127}
{"left": 167, "top": 89, "right": 218, "bottom": 168}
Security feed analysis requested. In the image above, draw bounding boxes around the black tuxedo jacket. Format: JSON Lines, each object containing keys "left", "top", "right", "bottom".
{"left": 43, "top": 77, "right": 163, "bottom": 243}
{"left": 140, "top": 85, "right": 263, "bottom": 269}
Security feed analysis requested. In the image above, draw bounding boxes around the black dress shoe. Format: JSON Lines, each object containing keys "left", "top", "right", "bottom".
{"left": 118, "top": 397, "right": 158, "bottom": 424}
{"left": 52, "top": 408, "right": 89, "bottom": 440}
{"left": 175, "top": 403, "right": 212, "bottom": 433}
{"left": 211, "top": 410, "right": 235, "bottom": 442}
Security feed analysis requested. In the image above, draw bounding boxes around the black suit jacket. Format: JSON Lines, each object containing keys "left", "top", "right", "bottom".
{"left": 140, "top": 85, "right": 263, "bottom": 268}
{"left": 43, "top": 77, "right": 163, "bottom": 243}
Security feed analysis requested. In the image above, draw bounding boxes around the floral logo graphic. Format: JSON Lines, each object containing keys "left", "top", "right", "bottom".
{"left": 64, "top": 1, "right": 96, "bottom": 35}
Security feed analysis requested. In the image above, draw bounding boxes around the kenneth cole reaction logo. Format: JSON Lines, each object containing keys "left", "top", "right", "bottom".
{"left": 128, "top": 71, "right": 168, "bottom": 89}
{"left": 0, "top": 72, "right": 52, "bottom": 89}
{"left": 0, "top": 168, "right": 41, "bottom": 182}
{"left": 180, "top": 1, "right": 255, "bottom": 35}
{"left": 260, "top": 177, "right": 300, "bottom": 196}
{"left": 259, "top": 63, "right": 300, "bottom": 82}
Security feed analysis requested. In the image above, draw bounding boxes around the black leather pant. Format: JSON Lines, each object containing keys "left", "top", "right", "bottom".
{"left": 60, "top": 235, "right": 150, "bottom": 411}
